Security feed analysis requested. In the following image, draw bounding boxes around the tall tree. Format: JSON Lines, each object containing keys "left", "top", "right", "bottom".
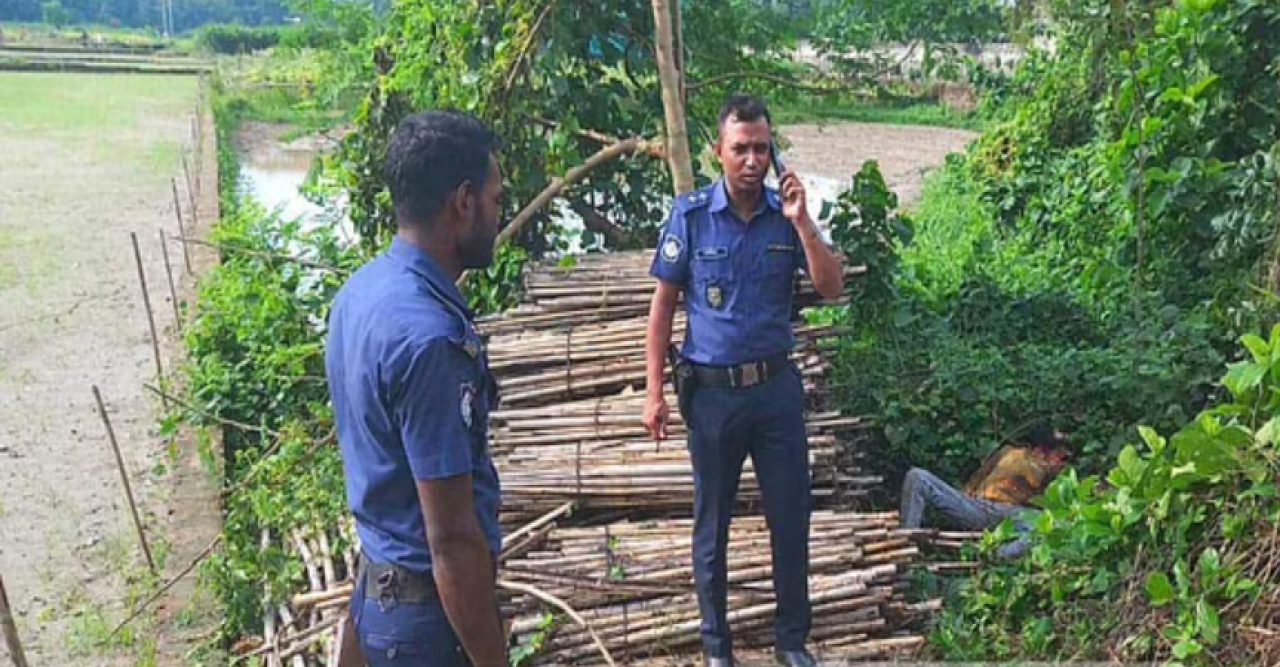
{"left": 652, "top": 0, "right": 695, "bottom": 195}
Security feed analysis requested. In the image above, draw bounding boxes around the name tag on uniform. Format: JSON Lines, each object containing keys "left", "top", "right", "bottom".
{"left": 767, "top": 244, "right": 796, "bottom": 253}
{"left": 695, "top": 247, "right": 729, "bottom": 261}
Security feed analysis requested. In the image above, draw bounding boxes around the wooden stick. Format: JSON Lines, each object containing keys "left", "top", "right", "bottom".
{"left": 92, "top": 385, "right": 157, "bottom": 576}
{"left": 181, "top": 154, "right": 199, "bottom": 232}
{"left": 109, "top": 535, "right": 222, "bottom": 640}
{"left": 170, "top": 177, "right": 192, "bottom": 275}
{"left": 158, "top": 228, "right": 182, "bottom": 333}
{"left": 494, "top": 138, "right": 664, "bottom": 250}
{"left": 497, "top": 579, "right": 617, "bottom": 667}
{"left": 130, "top": 233, "right": 167, "bottom": 411}
{"left": 170, "top": 235, "right": 346, "bottom": 274}
{"left": 142, "top": 383, "right": 271, "bottom": 436}
{"left": 0, "top": 574, "right": 29, "bottom": 667}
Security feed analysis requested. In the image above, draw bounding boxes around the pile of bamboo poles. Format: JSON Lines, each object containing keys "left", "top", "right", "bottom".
{"left": 501, "top": 511, "right": 937, "bottom": 664}
{"left": 491, "top": 391, "right": 878, "bottom": 527}
{"left": 479, "top": 251, "right": 864, "bottom": 334}
{"left": 249, "top": 250, "right": 975, "bottom": 665}
{"left": 483, "top": 250, "right": 875, "bottom": 526}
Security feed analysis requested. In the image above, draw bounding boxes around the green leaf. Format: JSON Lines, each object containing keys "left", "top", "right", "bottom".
{"left": 1197, "top": 600, "right": 1220, "bottom": 644}
{"left": 1241, "top": 333, "right": 1269, "bottom": 363}
{"left": 1175, "top": 560, "right": 1193, "bottom": 595}
{"left": 1138, "top": 426, "right": 1166, "bottom": 455}
{"left": 1172, "top": 640, "right": 1202, "bottom": 659}
{"left": 1146, "top": 572, "right": 1175, "bottom": 606}
{"left": 1187, "top": 74, "right": 1220, "bottom": 100}
{"left": 1256, "top": 417, "right": 1280, "bottom": 446}
{"left": 1198, "top": 548, "right": 1221, "bottom": 587}
{"left": 1222, "top": 361, "right": 1267, "bottom": 398}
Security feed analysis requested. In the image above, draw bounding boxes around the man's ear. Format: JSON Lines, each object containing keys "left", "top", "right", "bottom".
{"left": 450, "top": 181, "right": 475, "bottom": 223}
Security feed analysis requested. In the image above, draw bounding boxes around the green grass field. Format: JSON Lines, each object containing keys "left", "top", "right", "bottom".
{"left": 0, "top": 72, "right": 196, "bottom": 292}
{"left": 773, "top": 94, "right": 982, "bottom": 130}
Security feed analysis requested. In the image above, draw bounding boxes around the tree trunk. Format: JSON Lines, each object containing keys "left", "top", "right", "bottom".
{"left": 652, "top": 0, "right": 696, "bottom": 195}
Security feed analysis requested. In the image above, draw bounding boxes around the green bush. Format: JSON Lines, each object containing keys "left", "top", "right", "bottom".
{"left": 196, "top": 24, "right": 282, "bottom": 54}
{"left": 833, "top": 0, "right": 1280, "bottom": 491}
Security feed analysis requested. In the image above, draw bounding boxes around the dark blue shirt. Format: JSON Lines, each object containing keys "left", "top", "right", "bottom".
{"left": 650, "top": 180, "right": 808, "bottom": 366}
{"left": 326, "top": 238, "right": 502, "bottom": 573}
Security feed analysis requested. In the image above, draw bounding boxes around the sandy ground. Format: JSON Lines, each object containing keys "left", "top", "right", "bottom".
{"left": 779, "top": 122, "right": 978, "bottom": 208}
{"left": 0, "top": 72, "right": 218, "bottom": 666}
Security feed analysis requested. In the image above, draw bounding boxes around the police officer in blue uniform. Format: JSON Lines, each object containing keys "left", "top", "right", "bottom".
{"left": 643, "top": 94, "right": 845, "bottom": 667}
{"left": 326, "top": 112, "right": 507, "bottom": 666}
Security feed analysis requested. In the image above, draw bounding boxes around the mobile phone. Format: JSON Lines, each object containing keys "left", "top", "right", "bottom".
{"left": 770, "top": 141, "right": 787, "bottom": 178}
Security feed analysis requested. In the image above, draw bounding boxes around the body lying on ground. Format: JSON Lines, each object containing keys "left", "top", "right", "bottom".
{"left": 899, "top": 427, "right": 1071, "bottom": 559}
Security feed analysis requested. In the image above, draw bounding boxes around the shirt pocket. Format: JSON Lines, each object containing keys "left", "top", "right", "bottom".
{"left": 691, "top": 247, "right": 734, "bottom": 312}
{"left": 755, "top": 243, "right": 799, "bottom": 301}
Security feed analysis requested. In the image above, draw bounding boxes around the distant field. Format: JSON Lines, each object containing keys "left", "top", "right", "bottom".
{"left": 773, "top": 94, "right": 983, "bottom": 131}
{"left": 0, "top": 71, "right": 197, "bottom": 666}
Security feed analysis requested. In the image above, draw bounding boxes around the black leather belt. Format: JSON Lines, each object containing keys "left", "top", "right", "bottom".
{"left": 691, "top": 354, "right": 790, "bottom": 389}
{"left": 361, "top": 560, "right": 439, "bottom": 605}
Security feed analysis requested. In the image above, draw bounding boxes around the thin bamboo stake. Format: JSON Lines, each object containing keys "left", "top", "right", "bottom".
{"left": 181, "top": 154, "right": 198, "bottom": 231}
{"left": 0, "top": 574, "right": 29, "bottom": 667}
{"left": 170, "top": 177, "right": 192, "bottom": 275}
{"left": 92, "top": 385, "right": 157, "bottom": 576}
{"left": 158, "top": 228, "right": 182, "bottom": 333}
{"left": 130, "top": 233, "right": 167, "bottom": 411}
{"left": 109, "top": 535, "right": 222, "bottom": 640}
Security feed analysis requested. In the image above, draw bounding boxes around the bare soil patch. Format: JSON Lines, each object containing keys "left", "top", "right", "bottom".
{"left": 780, "top": 122, "right": 978, "bottom": 207}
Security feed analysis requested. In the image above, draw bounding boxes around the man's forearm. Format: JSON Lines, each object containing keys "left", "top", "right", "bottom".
{"left": 797, "top": 216, "right": 844, "bottom": 298}
{"left": 433, "top": 536, "right": 506, "bottom": 666}
{"left": 646, "top": 292, "right": 676, "bottom": 398}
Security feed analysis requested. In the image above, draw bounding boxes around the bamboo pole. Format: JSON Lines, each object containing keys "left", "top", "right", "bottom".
{"left": 158, "top": 228, "right": 182, "bottom": 333}
{"left": 0, "top": 574, "right": 29, "bottom": 667}
{"left": 130, "top": 233, "right": 167, "bottom": 411}
{"left": 92, "top": 385, "right": 157, "bottom": 576}
{"left": 170, "top": 177, "right": 192, "bottom": 275}
{"left": 181, "top": 154, "right": 198, "bottom": 231}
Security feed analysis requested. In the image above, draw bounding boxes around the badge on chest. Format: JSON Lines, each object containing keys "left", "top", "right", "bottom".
{"left": 707, "top": 284, "right": 725, "bottom": 309}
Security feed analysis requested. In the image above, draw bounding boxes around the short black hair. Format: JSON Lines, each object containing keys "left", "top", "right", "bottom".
{"left": 718, "top": 93, "right": 771, "bottom": 131}
{"left": 384, "top": 111, "right": 499, "bottom": 226}
{"left": 1026, "top": 425, "right": 1070, "bottom": 449}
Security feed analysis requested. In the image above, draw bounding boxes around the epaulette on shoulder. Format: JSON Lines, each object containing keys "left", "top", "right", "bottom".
{"left": 675, "top": 186, "right": 713, "bottom": 212}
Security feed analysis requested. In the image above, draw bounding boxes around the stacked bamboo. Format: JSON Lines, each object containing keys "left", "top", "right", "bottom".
{"left": 483, "top": 251, "right": 877, "bottom": 528}
{"left": 502, "top": 511, "right": 935, "bottom": 664}
{"left": 478, "top": 252, "right": 864, "bottom": 335}
{"left": 252, "top": 250, "right": 972, "bottom": 665}
{"left": 492, "top": 391, "right": 878, "bottom": 527}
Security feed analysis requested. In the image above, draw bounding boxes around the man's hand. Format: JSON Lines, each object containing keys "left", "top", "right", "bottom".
{"left": 780, "top": 171, "right": 812, "bottom": 230}
{"left": 645, "top": 282, "right": 680, "bottom": 442}
{"left": 644, "top": 394, "right": 670, "bottom": 441}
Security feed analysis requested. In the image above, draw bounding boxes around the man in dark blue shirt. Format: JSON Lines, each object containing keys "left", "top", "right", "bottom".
{"left": 326, "top": 112, "right": 507, "bottom": 666}
{"left": 644, "top": 94, "right": 845, "bottom": 667}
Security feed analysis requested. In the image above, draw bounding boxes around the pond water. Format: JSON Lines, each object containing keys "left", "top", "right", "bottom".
{"left": 235, "top": 135, "right": 847, "bottom": 251}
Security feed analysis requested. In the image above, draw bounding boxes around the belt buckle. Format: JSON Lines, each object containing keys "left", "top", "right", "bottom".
{"left": 740, "top": 363, "right": 761, "bottom": 388}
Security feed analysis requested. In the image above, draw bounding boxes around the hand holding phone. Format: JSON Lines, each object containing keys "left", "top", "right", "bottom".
{"left": 770, "top": 140, "right": 787, "bottom": 178}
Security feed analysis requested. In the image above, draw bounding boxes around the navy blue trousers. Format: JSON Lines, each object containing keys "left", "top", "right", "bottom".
{"left": 683, "top": 363, "right": 812, "bottom": 657}
{"left": 350, "top": 567, "right": 471, "bottom": 666}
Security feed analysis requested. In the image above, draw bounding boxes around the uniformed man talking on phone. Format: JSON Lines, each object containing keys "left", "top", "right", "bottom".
{"left": 643, "top": 94, "right": 845, "bottom": 667}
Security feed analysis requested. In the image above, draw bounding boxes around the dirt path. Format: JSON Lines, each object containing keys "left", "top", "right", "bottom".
{"left": 0, "top": 72, "right": 217, "bottom": 666}
{"left": 780, "top": 122, "right": 978, "bottom": 207}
